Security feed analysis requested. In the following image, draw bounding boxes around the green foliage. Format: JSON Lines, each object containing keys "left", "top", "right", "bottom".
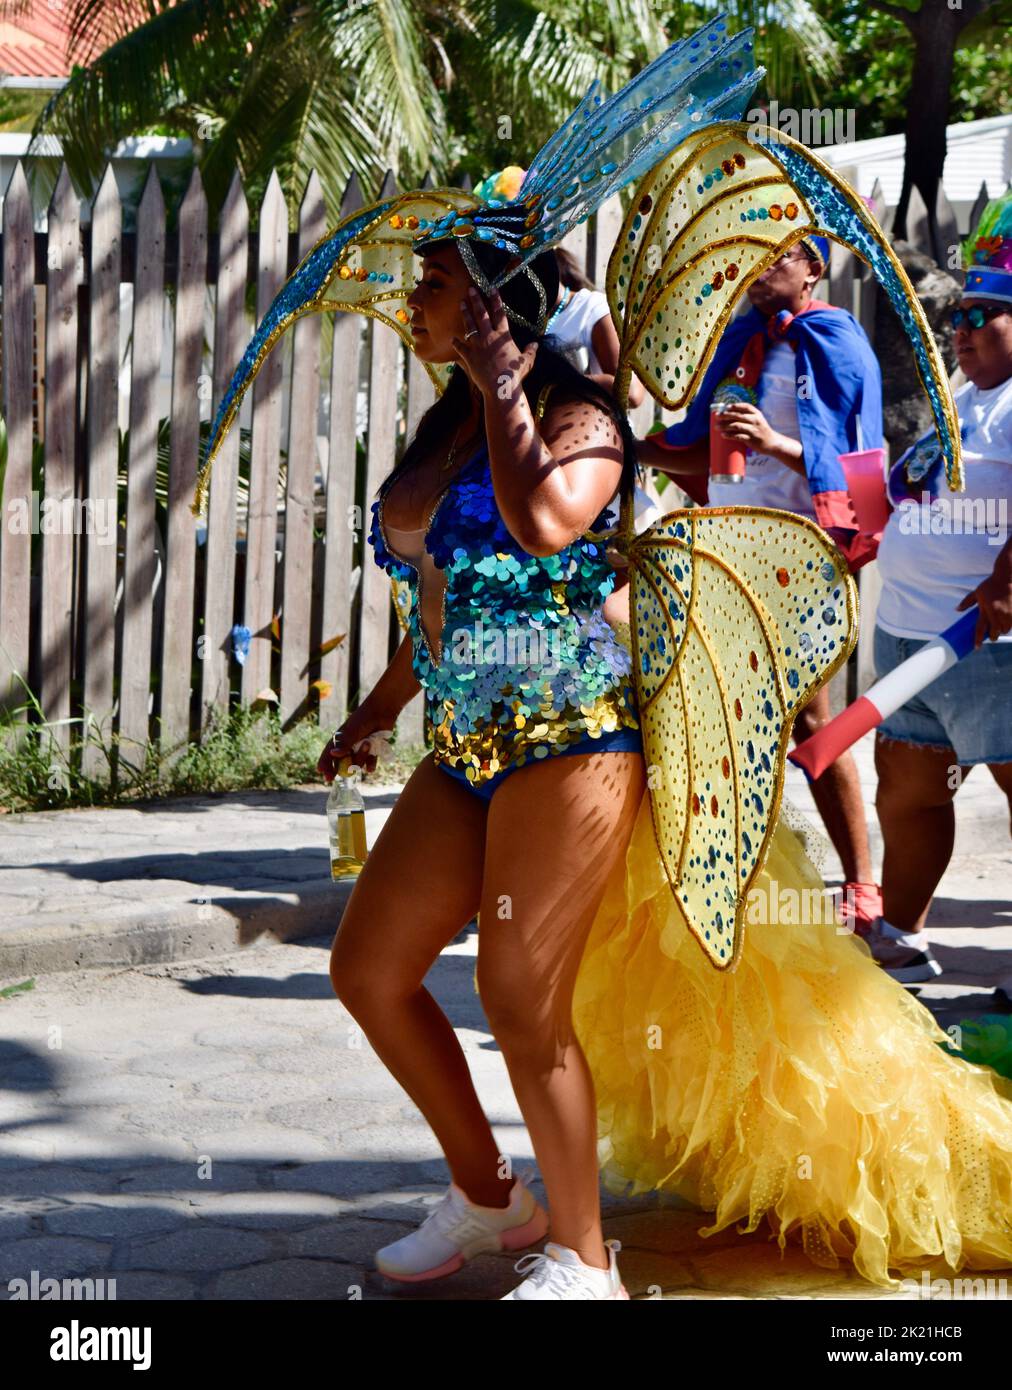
{"left": 814, "top": 0, "right": 1012, "bottom": 140}
{"left": 0, "top": 978, "right": 36, "bottom": 999}
{"left": 0, "top": 670, "right": 424, "bottom": 813}
{"left": 0, "top": 84, "right": 49, "bottom": 134}
{"left": 7, "top": 0, "right": 851, "bottom": 222}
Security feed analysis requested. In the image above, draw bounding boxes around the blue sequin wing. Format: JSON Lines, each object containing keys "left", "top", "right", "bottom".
{"left": 517, "top": 18, "right": 761, "bottom": 254}
{"left": 630, "top": 506, "right": 857, "bottom": 971}
{"left": 193, "top": 189, "right": 476, "bottom": 517}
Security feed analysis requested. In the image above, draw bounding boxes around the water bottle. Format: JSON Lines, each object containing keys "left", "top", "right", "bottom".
{"left": 327, "top": 766, "right": 367, "bottom": 880}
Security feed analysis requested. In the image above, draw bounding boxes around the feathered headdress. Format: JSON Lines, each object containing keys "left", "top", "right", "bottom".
{"left": 962, "top": 189, "right": 1012, "bottom": 304}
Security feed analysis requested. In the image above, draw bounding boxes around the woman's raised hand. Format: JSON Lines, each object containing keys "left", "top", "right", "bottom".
{"left": 451, "top": 285, "right": 538, "bottom": 403}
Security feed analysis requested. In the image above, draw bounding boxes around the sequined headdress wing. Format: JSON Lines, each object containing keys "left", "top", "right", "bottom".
{"left": 604, "top": 122, "right": 961, "bottom": 969}
{"left": 413, "top": 15, "right": 763, "bottom": 329}
{"left": 193, "top": 15, "right": 764, "bottom": 516}
{"left": 606, "top": 121, "right": 961, "bottom": 491}
{"left": 191, "top": 189, "right": 474, "bottom": 516}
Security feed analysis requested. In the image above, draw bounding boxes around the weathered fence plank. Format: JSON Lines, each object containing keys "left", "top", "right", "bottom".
{"left": 242, "top": 169, "right": 287, "bottom": 708}
{"left": 320, "top": 174, "right": 366, "bottom": 733}
{"left": 0, "top": 161, "right": 35, "bottom": 732}
{"left": 39, "top": 164, "right": 79, "bottom": 764}
{"left": 118, "top": 164, "right": 165, "bottom": 771}
{"left": 280, "top": 171, "right": 325, "bottom": 725}
{"left": 159, "top": 165, "right": 208, "bottom": 757}
{"left": 81, "top": 163, "right": 122, "bottom": 777}
{"left": 359, "top": 172, "right": 401, "bottom": 703}
{"left": 200, "top": 168, "right": 248, "bottom": 730}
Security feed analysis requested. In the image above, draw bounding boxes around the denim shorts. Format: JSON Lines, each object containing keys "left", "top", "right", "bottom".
{"left": 436, "top": 724, "right": 645, "bottom": 803}
{"left": 873, "top": 625, "right": 1012, "bottom": 765}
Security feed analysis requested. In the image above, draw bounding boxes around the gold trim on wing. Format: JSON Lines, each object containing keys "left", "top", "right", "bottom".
{"left": 606, "top": 120, "right": 962, "bottom": 496}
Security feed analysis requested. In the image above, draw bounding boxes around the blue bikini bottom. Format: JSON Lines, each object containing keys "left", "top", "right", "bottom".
{"left": 435, "top": 725, "right": 645, "bottom": 804}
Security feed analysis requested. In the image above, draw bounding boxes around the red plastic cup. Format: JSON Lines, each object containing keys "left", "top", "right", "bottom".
{"left": 709, "top": 403, "right": 746, "bottom": 484}
{"left": 839, "top": 448, "right": 889, "bottom": 534}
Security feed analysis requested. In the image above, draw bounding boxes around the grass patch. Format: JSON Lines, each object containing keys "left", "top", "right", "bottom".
{"left": 0, "top": 677, "right": 426, "bottom": 813}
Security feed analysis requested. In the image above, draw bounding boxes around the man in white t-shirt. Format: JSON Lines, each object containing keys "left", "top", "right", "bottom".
{"left": 867, "top": 237, "right": 1012, "bottom": 983}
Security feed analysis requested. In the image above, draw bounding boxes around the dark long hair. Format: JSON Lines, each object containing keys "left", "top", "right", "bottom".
{"left": 555, "top": 245, "right": 595, "bottom": 291}
{"left": 380, "top": 239, "right": 640, "bottom": 511}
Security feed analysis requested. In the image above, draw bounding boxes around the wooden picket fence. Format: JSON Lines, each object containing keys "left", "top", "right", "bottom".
{"left": 0, "top": 158, "right": 992, "bottom": 778}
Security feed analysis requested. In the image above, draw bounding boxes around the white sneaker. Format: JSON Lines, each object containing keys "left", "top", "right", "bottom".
{"left": 500, "top": 1238, "right": 630, "bottom": 1300}
{"left": 374, "top": 1170, "right": 548, "bottom": 1283}
{"left": 858, "top": 917, "right": 942, "bottom": 984}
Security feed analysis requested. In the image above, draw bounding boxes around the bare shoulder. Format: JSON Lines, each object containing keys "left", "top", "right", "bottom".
{"left": 538, "top": 386, "right": 622, "bottom": 451}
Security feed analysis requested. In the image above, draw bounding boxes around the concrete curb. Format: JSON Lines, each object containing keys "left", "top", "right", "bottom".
{"left": 0, "top": 877, "right": 352, "bottom": 979}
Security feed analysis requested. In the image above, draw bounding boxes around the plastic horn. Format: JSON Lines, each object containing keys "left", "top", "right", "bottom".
{"left": 788, "top": 609, "right": 979, "bottom": 781}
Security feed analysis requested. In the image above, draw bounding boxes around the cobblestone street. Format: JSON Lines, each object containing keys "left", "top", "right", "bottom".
{"left": 2, "top": 734, "right": 1010, "bottom": 1301}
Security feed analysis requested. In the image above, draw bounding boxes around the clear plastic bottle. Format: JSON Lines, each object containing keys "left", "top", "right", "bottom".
{"left": 327, "top": 765, "right": 367, "bottom": 880}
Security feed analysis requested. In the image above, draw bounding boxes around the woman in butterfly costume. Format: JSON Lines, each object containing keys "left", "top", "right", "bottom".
{"left": 196, "top": 18, "right": 1012, "bottom": 1298}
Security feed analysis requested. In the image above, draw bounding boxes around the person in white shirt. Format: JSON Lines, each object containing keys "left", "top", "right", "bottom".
{"left": 545, "top": 248, "right": 646, "bottom": 407}
{"left": 867, "top": 252, "right": 1012, "bottom": 983}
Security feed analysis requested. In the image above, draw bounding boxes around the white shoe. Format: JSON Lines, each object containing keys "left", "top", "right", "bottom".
{"left": 374, "top": 1169, "right": 548, "bottom": 1283}
{"left": 858, "top": 917, "right": 943, "bottom": 984}
{"left": 500, "top": 1238, "right": 630, "bottom": 1300}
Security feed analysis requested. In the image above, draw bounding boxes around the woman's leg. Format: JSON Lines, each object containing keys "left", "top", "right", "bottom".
{"left": 476, "top": 749, "right": 647, "bottom": 1270}
{"left": 874, "top": 735, "right": 970, "bottom": 932}
{"left": 330, "top": 753, "right": 510, "bottom": 1208}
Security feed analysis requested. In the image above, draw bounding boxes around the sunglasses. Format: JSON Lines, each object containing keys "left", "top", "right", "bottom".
{"left": 949, "top": 303, "right": 1008, "bottom": 330}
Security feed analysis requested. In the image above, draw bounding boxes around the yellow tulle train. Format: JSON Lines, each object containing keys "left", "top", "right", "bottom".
{"left": 572, "top": 789, "right": 1012, "bottom": 1288}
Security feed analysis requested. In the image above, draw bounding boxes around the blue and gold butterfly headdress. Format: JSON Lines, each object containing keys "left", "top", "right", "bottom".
{"left": 410, "top": 16, "right": 761, "bottom": 334}
{"left": 192, "top": 15, "right": 762, "bottom": 515}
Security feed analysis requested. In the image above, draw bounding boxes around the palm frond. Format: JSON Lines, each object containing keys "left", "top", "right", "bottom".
{"left": 314, "top": 0, "right": 449, "bottom": 184}
{"left": 21, "top": 1, "right": 273, "bottom": 194}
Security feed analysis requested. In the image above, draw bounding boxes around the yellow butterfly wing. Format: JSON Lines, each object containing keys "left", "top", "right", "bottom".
{"left": 629, "top": 505, "right": 857, "bottom": 970}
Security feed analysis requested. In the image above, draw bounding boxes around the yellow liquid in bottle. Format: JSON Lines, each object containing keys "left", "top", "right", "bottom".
{"left": 330, "top": 808, "right": 368, "bottom": 879}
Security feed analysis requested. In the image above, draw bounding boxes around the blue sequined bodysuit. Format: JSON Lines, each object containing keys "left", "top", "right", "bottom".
{"left": 366, "top": 436, "right": 643, "bottom": 802}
